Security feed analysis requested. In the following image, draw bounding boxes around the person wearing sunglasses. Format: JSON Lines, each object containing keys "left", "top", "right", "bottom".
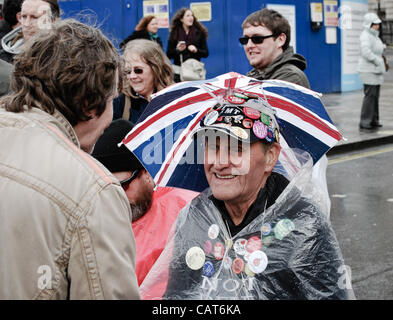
{"left": 241, "top": 8, "right": 310, "bottom": 89}
{"left": 113, "top": 39, "right": 174, "bottom": 125}
{"left": 92, "top": 119, "right": 199, "bottom": 286}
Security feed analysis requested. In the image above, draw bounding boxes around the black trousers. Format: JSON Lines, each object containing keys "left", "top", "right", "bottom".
{"left": 360, "top": 84, "right": 380, "bottom": 126}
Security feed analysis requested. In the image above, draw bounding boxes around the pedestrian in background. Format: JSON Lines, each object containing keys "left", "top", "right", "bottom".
{"left": 113, "top": 38, "right": 173, "bottom": 125}
{"left": 241, "top": 8, "right": 309, "bottom": 88}
{"left": 357, "top": 12, "right": 386, "bottom": 130}
{"left": 240, "top": 8, "right": 331, "bottom": 215}
{"left": 167, "top": 7, "right": 208, "bottom": 82}
{"left": 119, "top": 15, "right": 163, "bottom": 51}
{"left": 0, "top": 19, "right": 140, "bottom": 299}
{"left": 0, "top": 0, "right": 60, "bottom": 63}
{"left": 0, "top": 0, "right": 22, "bottom": 41}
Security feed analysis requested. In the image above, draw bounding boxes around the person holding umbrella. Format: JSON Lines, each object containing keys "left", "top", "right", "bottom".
{"left": 140, "top": 93, "right": 355, "bottom": 300}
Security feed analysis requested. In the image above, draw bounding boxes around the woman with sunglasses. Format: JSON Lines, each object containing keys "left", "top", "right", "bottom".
{"left": 113, "top": 39, "right": 173, "bottom": 124}
{"left": 119, "top": 15, "right": 163, "bottom": 51}
{"left": 167, "top": 8, "right": 209, "bottom": 82}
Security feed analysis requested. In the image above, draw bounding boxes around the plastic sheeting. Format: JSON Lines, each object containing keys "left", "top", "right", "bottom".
{"left": 140, "top": 149, "right": 353, "bottom": 300}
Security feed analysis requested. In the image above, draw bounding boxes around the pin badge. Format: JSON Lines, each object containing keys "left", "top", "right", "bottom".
{"left": 208, "top": 224, "right": 220, "bottom": 239}
{"left": 203, "top": 261, "right": 215, "bottom": 277}
{"left": 244, "top": 107, "right": 261, "bottom": 119}
{"left": 253, "top": 121, "right": 268, "bottom": 139}
{"left": 227, "top": 95, "right": 245, "bottom": 104}
{"left": 274, "top": 219, "right": 295, "bottom": 240}
{"left": 265, "top": 128, "right": 274, "bottom": 143}
{"left": 204, "top": 110, "right": 219, "bottom": 126}
{"left": 242, "top": 118, "right": 253, "bottom": 129}
{"left": 248, "top": 250, "right": 268, "bottom": 274}
{"left": 275, "top": 129, "right": 280, "bottom": 143}
{"left": 230, "top": 127, "right": 249, "bottom": 140}
{"left": 223, "top": 256, "right": 232, "bottom": 269}
{"left": 232, "top": 258, "right": 245, "bottom": 274}
{"left": 261, "top": 223, "right": 272, "bottom": 236}
{"left": 245, "top": 264, "right": 256, "bottom": 277}
{"left": 234, "top": 238, "right": 247, "bottom": 256}
{"left": 246, "top": 236, "right": 262, "bottom": 253}
{"left": 203, "top": 240, "right": 213, "bottom": 255}
{"left": 186, "top": 247, "right": 205, "bottom": 270}
{"left": 213, "top": 242, "right": 225, "bottom": 260}
{"left": 234, "top": 92, "right": 249, "bottom": 100}
{"left": 260, "top": 113, "right": 271, "bottom": 126}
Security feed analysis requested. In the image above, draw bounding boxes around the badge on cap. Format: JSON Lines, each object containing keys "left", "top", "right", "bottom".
{"left": 262, "top": 235, "right": 274, "bottom": 248}
{"left": 248, "top": 250, "right": 268, "bottom": 274}
{"left": 227, "top": 95, "right": 245, "bottom": 105}
{"left": 275, "top": 129, "right": 280, "bottom": 143}
{"left": 245, "top": 264, "right": 255, "bottom": 277}
{"left": 265, "top": 128, "right": 274, "bottom": 143}
{"left": 208, "top": 224, "right": 220, "bottom": 239}
{"left": 204, "top": 110, "right": 219, "bottom": 126}
{"left": 260, "top": 113, "right": 271, "bottom": 126}
{"left": 213, "top": 242, "right": 225, "bottom": 260}
{"left": 234, "top": 238, "right": 247, "bottom": 256}
{"left": 253, "top": 121, "right": 268, "bottom": 139}
{"left": 186, "top": 247, "right": 206, "bottom": 270}
{"left": 244, "top": 107, "right": 261, "bottom": 119}
{"left": 242, "top": 118, "right": 253, "bottom": 129}
{"left": 203, "top": 261, "right": 215, "bottom": 277}
{"left": 230, "top": 126, "right": 249, "bottom": 140}
{"left": 234, "top": 92, "right": 249, "bottom": 100}
{"left": 232, "top": 258, "right": 245, "bottom": 274}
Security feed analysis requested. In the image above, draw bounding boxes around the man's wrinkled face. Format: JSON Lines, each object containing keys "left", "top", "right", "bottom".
{"left": 21, "top": 0, "right": 53, "bottom": 41}
{"left": 204, "top": 134, "right": 275, "bottom": 205}
{"left": 242, "top": 24, "right": 284, "bottom": 71}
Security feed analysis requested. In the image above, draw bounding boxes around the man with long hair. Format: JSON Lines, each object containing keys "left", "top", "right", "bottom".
{"left": 0, "top": 19, "right": 140, "bottom": 299}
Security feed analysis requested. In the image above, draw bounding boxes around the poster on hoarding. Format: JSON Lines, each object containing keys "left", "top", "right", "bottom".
{"left": 143, "top": 0, "right": 169, "bottom": 28}
{"left": 340, "top": 0, "right": 368, "bottom": 91}
{"left": 190, "top": 2, "right": 212, "bottom": 22}
{"left": 324, "top": 0, "right": 339, "bottom": 27}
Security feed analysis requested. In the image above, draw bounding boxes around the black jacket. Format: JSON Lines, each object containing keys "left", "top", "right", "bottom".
{"left": 112, "top": 93, "right": 149, "bottom": 126}
{"left": 119, "top": 30, "right": 163, "bottom": 50}
{"left": 247, "top": 46, "right": 310, "bottom": 89}
{"left": 167, "top": 28, "right": 208, "bottom": 66}
{"left": 157, "top": 171, "right": 352, "bottom": 300}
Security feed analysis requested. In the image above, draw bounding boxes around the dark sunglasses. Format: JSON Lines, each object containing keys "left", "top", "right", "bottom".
{"left": 120, "top": 169, "right": 141, "bottom": 191}
{"left": 125, "top": 68, "right": 144, "bottom": 75}
{"left": 238, "top": 34, "right": 274, "bottom": 45}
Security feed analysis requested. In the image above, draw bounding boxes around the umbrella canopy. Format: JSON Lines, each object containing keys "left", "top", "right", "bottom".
{"left": 123, "top": 72, "right": 342, "bottom": 192}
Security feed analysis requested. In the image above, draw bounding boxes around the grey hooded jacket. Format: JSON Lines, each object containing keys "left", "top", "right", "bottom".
{"left": 247, "top": 46, "right": 310, "bottom": 89}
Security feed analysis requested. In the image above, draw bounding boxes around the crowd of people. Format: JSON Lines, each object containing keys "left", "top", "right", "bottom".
{"left": 1, "top": 0, "right": 385, "bottom": 300}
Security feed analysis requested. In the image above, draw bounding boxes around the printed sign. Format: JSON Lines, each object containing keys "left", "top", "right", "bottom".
{"left": 143, "top": 0, "right": 169, "bottom": 28}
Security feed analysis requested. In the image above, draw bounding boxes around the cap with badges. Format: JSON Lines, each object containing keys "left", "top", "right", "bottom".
{"left": 196, "top": 92, "right": 280, "bottom": 144}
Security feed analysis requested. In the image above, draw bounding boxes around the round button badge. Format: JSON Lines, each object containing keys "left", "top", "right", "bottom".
{"left": 208, "top": 224, "right": 220, "bottom": 239}
{"left": 227, "top": 95, "right": 245, "bottom": 105}
{"left": 244, "top": 107, "right": 261, "bottom": 119}
{"left": 260, "top": 113, "right": 271, "bottom": 126}
{"left": 232, "top": 258, "right": 245, "bottom": 274}
{"left": 234, "top": 238, "right": 247, "bottom": 256}
{"left": 213, "top": 242, "right": 225, "bottom": 260}
{"left": 203, "top": 261, "right": 215, "bottom": 277}
{"left": 261, "top": 223, "right": 272, "bottom": 236}
{"left": 186, "top": 247, "right": 206, "bottom": 270}
{"left": 248, "top": 250, "right": 268, "bottom": 274}
{"left": 246, "top": 236, "right": 262, "bottom": 253}
{"left": 274, "top": 219, "right": 295, "bottom": 240}
{"left": 203, "top": 240, "right": 213, "bottom": 255}
{"left": 223, "top": 256, "right": 232, "bottom": 269}
{"left": 230, "top": 126, "right": 249, "bottom": 140}
{"left": 253, "top": 121, "right": 268, "bottom": 139}
{"left": 204, "top": 110, "right": 219, "bottom": 126}
{"left": 242, "top": 118, "right": 253, "bottom": 129}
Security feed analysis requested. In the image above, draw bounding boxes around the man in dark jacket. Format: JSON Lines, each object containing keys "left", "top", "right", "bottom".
{"left": 140, "top": 96, "right": 355, "bottom": 300}
{"left": 241, "top": 8, "right": 310, "bottom": 89}
{"left": 0, "top": 0, "right": 23, "bottom": 41}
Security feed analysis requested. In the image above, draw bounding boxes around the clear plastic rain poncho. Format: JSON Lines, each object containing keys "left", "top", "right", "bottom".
{"left": 140, "top": 148, "right": 353, "bottom": 300}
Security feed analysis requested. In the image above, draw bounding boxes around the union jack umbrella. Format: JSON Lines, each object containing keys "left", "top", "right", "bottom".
{"left": 122, "top": 72, "right": 342, "bottom": 192}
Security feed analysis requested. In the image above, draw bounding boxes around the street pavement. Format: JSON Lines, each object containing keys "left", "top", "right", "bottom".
{"left": 322, "top": 46, "right": 393, "bottom": 300}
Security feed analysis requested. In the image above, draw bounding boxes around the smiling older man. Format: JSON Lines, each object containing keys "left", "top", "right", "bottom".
{"left": 142, "top": 94, "right": 355, "bottom": 300}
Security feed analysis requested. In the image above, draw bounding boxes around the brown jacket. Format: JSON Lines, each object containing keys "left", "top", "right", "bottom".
{"left": 0, "top": 107, "right": 140, "bottom": 299}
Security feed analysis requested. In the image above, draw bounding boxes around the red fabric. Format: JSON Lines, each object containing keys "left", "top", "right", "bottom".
{"left": 132, "top": 187, "right": 199, "bottom": 286}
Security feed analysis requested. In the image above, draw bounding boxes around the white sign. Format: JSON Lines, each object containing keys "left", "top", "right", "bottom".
{"left": 340, "top": 0, "right": 368, "bottom": 91}
{"left": 267, "top": 4, "right": 296, "bottom": 52}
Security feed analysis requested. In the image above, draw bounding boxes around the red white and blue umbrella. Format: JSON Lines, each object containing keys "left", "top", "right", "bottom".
{"left": 122, "top": 72, "right": 342, "bottom": 192}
